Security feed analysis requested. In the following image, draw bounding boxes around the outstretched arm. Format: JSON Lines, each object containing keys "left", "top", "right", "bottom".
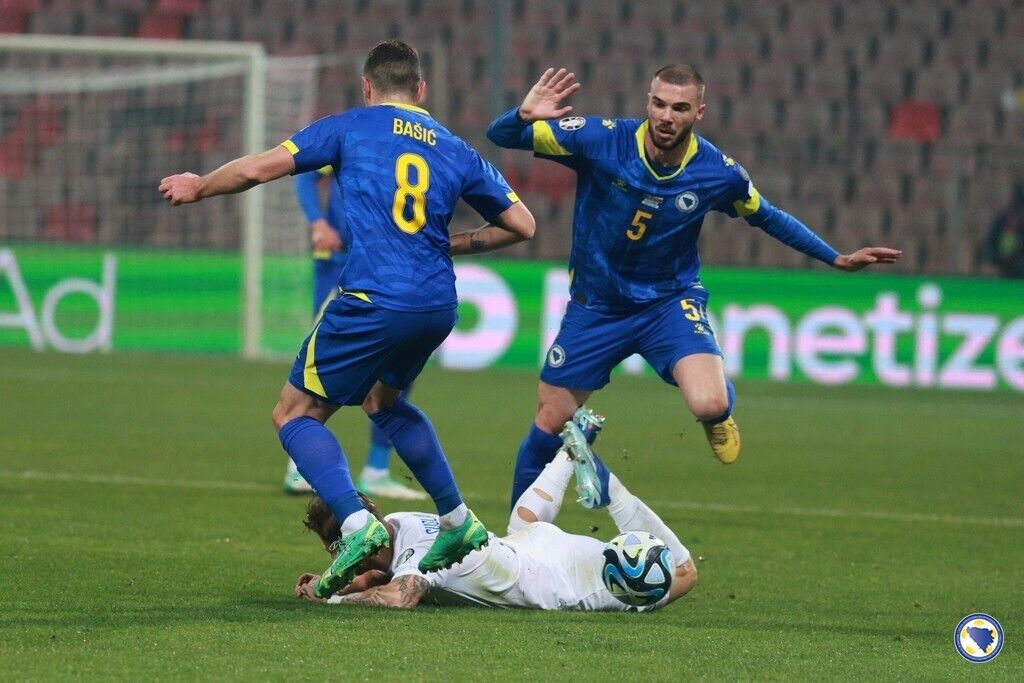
{"left": 330, "top": 574, "right": 429, "bottom": 609}
{"left": 831, "top": 247, "right": 903, "bottom": 271}
{"left": 294, "top": 570, "right": 389, "bottom": 603}
{"left": 160, "top": 145, "right": 295, "bottom": 205}
{"left": 745, "top": 197, "right": 901, "bottom": 270}
{"left": 450, "top": 203, "right": 536, "bottom": 255}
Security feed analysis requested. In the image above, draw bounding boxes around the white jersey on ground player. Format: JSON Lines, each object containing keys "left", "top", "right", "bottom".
{"left": 307, "top": 449, "right": 696, "bottom": 611}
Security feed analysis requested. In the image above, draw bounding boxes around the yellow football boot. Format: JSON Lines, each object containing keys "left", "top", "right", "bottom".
{"left": 703, "top": 416, "right": 741, "bottom": 464}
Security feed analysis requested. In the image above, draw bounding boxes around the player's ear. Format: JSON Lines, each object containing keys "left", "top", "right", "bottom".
{"left": 695, "top": 102, "right": 706, "bottom": 121}
{"left": 361, "top": 76, "right": 372, "bottom": 104}
{"left": 415, "top": 80, "right": 427, "bottom": 105}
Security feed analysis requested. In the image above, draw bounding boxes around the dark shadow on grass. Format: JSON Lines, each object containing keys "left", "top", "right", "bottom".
{"left": 1, "top": 596, "right": 941, "bottom": 641}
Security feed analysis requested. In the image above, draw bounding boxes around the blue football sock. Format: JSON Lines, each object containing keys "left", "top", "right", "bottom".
{"left": 510, "top": 424, "right": 564, "bottom": 511}
{"left": 702, "top": 378, "right": 737, "bottom": 425}
{"left": 368, "top": 398, "right": 461, "bottom": 516}
{"left": 278, "top": 416, "right": 363, "bottom": 522}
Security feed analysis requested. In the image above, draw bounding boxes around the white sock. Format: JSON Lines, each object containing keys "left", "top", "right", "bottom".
{"left": 508, "top": 449, "right": 574, "bottom": 533}
{"left": 607, "top": 474, "right": 690, "bottom": 566}
{"left": 286, "top": 459, "right": 300, "bottom": 475}
{"left": 439, "top": 503, "right": 468, "bottom": 530}
{"left": 360, "top": 466, "right": 388, "bottom": 482}
{"left": 340, "top": 508, "right": 370, "bottom": 536}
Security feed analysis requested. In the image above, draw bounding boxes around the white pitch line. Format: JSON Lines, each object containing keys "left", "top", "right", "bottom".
{"left": 0, "top": 469, "right": 278, "bottom": 493}
{"left": 655, "top": 499, "right": 1024, "bottom": 529}
{"left": 2, "top": 468, "right": 1022, "bottom": 529}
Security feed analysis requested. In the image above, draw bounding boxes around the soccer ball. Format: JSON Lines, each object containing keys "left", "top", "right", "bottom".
{"left": 601, "top": 531, "right": 675, "bottom": 607}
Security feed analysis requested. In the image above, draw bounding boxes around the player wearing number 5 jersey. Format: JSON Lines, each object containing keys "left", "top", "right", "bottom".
{"left": 160, "top": 40, "right": 535, "bottom": 597}
{"left": 487, "top": 66, "right": 900, "bottom": 509}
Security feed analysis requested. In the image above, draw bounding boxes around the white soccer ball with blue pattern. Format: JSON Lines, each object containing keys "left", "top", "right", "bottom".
{"left": 601, "top": 531, "right": 674, "bottom": 607}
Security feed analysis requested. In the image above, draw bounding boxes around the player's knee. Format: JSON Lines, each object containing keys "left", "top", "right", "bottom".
{"left": 271, "top": 401, "right": 290, "bottom": 431}
{"left": 691, "top": 394, "right": 729, "bottom": 422}
{"left": 668, "top": 559, "right": 698, "bottom": 603}
{"left": 535, "top": 401, "right": 575, "bottom": 433}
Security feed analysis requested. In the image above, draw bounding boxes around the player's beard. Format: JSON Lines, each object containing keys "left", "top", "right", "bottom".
{"left": 650, "top": 120, "right": 693, "bottom": 152}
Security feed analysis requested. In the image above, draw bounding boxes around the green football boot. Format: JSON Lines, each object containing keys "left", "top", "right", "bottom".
{"left": 314, "top": 516, "right": 390, "bottom": 598}
{"left": 417, "top": 508, "right": 489, "bottom": 573}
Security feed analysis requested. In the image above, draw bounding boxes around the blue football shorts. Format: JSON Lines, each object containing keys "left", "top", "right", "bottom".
{"left": 540, "top": 287, "right": 721, "bottom": 390}
{"left": 289, "top": 294, "right": 456, "bottom": 406}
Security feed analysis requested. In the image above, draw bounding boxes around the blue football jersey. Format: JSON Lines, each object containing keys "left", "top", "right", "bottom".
{"left": 284, "top": 103, "right": 519, "bottom": 312}
{"left": 488, "top": 111, "right": 838, "bottom": 312}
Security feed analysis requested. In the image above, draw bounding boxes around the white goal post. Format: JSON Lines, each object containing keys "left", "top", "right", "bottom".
{"left": 0, "top": 35, "right": 452, "bottom": 359}
{"left": 0, "top": 33, "right": 269, "bottom": 357}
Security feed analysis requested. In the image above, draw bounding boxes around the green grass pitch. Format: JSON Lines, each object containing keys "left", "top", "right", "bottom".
{"left": 1, "top": 347, "right": 1021, "bottom": 680}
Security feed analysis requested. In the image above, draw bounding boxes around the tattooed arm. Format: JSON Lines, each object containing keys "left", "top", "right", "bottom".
{"left": 449, "top": 202, "right": 536, "bottom": 255}
{"left": 331, "top": 574, "right": 430, "bottom": 609}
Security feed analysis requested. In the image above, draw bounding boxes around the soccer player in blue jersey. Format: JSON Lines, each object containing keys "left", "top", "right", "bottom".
{"left": 160, "top": 40, "right": 536, "bottom": 596}
{"left": 285, "top": 167, "right": 426, "bottom": 501}
{"left": 487, "top": 66, "right": 900, "bottom": 509}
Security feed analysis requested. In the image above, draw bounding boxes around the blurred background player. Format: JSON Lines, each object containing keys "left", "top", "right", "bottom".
{"left": 488, "top": 66, "right": 901, "bottom": 509}
{"left": 980, "top": 181, "right": 1024, "bottom": 278}
{"left": 160, "top": 40, "right": 536, "bottom": 596}
{"left": 285, "top": 166, "right": 426, "bottom": 500}
{"left": 294, "top": 415, "right": 697, "bottom": 611}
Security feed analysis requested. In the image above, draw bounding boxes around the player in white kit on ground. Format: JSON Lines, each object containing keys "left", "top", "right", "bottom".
{"left": 295, "top": 411, "right": 697, "bottom": 611}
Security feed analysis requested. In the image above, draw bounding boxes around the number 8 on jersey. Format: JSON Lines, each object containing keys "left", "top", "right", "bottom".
{"left": 392, "top": 153, "right": 430, "bottom": 234}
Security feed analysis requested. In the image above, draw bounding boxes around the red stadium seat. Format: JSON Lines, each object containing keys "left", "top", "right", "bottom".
{"left": 0, "top": 128, "right": 29, "bottom": 180}
{"left": 155, "top": 0, "right": 204, "bottom": 15}
{"left": 42, "top": 202, "right": 97, "bottom": 243}
{"left": 888, "top": 101, "right": 941, "bottom": 143}
{"left": 0, "top": 10, "right": 29, "bottom": 33}
{"left": 136, "top": 13, "right": 183, "bottom": 39}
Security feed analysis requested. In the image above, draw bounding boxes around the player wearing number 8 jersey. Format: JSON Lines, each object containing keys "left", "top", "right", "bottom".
{"left": 487, "top": 66, "right": 900, "bottom": 508}
{"left": 160, "top": 40, "right": 535, "bottom": 596}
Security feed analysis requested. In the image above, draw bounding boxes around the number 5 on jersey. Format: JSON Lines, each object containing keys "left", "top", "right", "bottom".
{"left": 392, "top": 153, "right": 430, "bottom": 234}
{"left": 627, "top": 210, "right": 652, "bottom": 241}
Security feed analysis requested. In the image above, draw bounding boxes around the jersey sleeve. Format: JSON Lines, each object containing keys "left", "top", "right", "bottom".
{"left": 460, "top": 150, "right": 521, "bottom": 223}
{"left": 487, "top": 108, "right": 607, "bottom": 166}
{"left": 281, "top": 115, "right": 346, "bottom": 175}
{"left": 715, "top": 159, "right": 839, "bottom": 266}
{"left": 390, "top": 543, "right": 447, "bottom": 589}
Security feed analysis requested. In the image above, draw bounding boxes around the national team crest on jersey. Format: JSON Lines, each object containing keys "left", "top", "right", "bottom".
{"left": 675, "top": 192, "right": 699, "bottom": 212}
{"left": 558, "top": 116, "right": 586, "bottom": 131}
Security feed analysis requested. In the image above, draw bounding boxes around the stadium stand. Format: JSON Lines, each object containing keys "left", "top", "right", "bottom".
{"left": 1, "top": 0, "right": 1022, "bottom": 274}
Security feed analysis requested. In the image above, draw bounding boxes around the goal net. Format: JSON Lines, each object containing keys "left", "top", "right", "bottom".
{"left": 0, "top": 34, "right": 375, "bottom": 358}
